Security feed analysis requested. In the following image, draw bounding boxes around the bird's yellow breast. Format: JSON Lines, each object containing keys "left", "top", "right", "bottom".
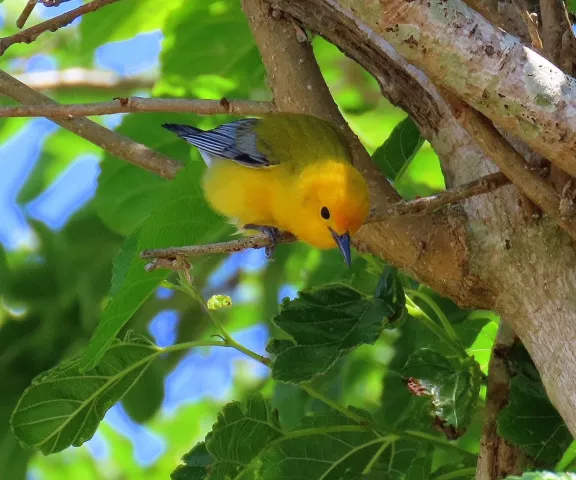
{"left": 201, "top": 157, "right": 370, "bottom": 250}
{"left": 202, "top": 159, "right": 288, "bottom": 230}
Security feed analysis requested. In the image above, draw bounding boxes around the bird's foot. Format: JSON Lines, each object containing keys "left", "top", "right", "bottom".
{"left": 243, "top": 224, "right": 281, "bottom": 259}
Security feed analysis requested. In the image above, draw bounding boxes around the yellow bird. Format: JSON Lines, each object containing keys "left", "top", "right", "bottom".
{"left": 162, "top": 113, "right": 370, "bottom": 266}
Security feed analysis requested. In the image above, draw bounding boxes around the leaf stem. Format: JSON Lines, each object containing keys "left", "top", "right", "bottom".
{"left": 402, "top": 429, "right": 475, "bottom": 458}
{"left": 406, "top": 289, "right": 462, "bottom": 346}
{"left": 405, "top": 296, "right": 467, "bottom": 358}
{"left": 362, "top": 437, "right": 394, "bottom": 474}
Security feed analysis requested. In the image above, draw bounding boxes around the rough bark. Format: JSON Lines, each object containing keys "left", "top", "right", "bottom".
{"left": 272, "top": 0, "right": 576, "bottom": 438}
{"left": 286, "top": 0, "right": 576, "bottom": 179}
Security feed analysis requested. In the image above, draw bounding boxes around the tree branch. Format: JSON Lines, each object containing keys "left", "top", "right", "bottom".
{"left": 140, "top": 172, "right": 510, "bottom": 260}
{"left": 281, "top": 0, "right": 576, "bottom": 179}
{"left": 0, "top": 0, "right": 121, "bottom": 55}
{"left": 0, "top": 97, "right": 276, "bottom": 118}
{"left": 14, "top": 68, "right": 155, "bottom": 92}
{"left": 16, "top": 0, "right": 37, "bottom": 29}
{"left": 452, "top": 94, "right": 576, "bottom": 240}
{"left": 476, "top": 323, "right": 527, "bottom": 480}
{"left": 0, "top": 70, "right": 182, "bottom": 180}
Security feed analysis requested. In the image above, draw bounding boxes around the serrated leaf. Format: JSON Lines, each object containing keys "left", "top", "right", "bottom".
{"left": 80, "top": 162, "right": 223, "bottom": 371}
{"left": 260, "top": 412, "right": 384, "bottom": 480}
{"left": 80, "top": 0, "right": 183, "bottom": 53}
{"left": 267, "top": 284, "right": 392, "bottom": 384}
{"left": 171, "top": 442, "right": 214, "bottom": 480}
{"left": 156, "top": 0, "right": 265, "bottom": 98}
{"left": 371, "top": 116, "right": 424, "bottom": 181}
{"left": 498, "top": 374, "right": 573, "bottom": 466}
{"left": 173, "top": 394, "right": 282, "bottom": 480}
{"left": 11, "top": 331, "right": 160, "bottom": 455}
{"left": 402, "top": 349, "right": 481, "bottom": 431}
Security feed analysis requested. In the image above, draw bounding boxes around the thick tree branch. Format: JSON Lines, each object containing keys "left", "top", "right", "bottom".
{"left": 0, "top": 0, "right": 121, "bottom": 55}
{"left": 0, "top": 97, "right": 276, "bottom": 118}
{"left": 13, "top": 69, "right": 155, "bottom": 92}
{"left": 476, "top": 323, "right": 527, "bottom": 480}
{"left": 0, "top": 70, "right": 181, "bottom": 179}
{"left": 140, "top": 172, "right": 510, "bottom": 260}
{"left": 451, "top": 94, "right": 576, "bottom": 240}
{"left": 285, "top": 0, "right": 576, "bottom": 179}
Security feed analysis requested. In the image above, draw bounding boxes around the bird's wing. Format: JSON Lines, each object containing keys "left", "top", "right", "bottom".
{"left": 162, "top": 119, "right": 272, "bottom": 168}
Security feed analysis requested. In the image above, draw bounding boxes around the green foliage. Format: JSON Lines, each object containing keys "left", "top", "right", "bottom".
{"left": 498, "top": 373, "right": 573, "bottom": 466}
{"left": 80, "top": 0, "right": 183, "bottom": 53}
{"left": 80, "top": 163, "right": 223, "bottom": 371}
{"left": 11, "top": 331, "right": 159, "bottom": 454}
{"left": 155, "top": 0, "right": 265, "bottom": 98}
{"left": 402, "top": 349, "right": 482, "bottom": 431}
{"left": 267, "top": 284, "right": 393, "bottom": 383}
{"left": 371, "top": 116, "right": 424, "bottom": 181}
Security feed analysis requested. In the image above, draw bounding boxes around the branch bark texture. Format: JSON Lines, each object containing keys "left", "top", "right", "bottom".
{"left": 288, "top": 0, "right": 576, "bottom": 180}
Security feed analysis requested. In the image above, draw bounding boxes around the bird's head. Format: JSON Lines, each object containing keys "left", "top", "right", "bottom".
{"left": 292, "top": 160, "right": 370, "bottom": 267}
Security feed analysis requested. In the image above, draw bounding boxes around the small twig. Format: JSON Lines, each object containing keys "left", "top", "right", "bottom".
{"left": 0, "top": 0, "right": 121, "bottom": 55}
{"left": 139, "top": 172, "right": 510, "bottom": 260}
{"left": 14, "top": 68, "right": 155, "bottom": 91}
{"left": 16, "top": 0, "right": 37, "bottom": 29}
{"left": 0, "top": 97, "right": 277, "bottom": 118}
{"left": 141, "top": 232, "right": 297, "bottom": 259}
{"left": 370, "top": 172, "right": 510, "bottom": 221}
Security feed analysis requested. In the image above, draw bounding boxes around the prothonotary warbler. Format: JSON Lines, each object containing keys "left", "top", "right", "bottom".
{"left": 162, "top": 113, "right": 370, "bottom": 266}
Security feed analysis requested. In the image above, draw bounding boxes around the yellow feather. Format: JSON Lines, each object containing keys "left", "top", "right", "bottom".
{"left": 201, "top": 114, "right": 370, "bottom": 251}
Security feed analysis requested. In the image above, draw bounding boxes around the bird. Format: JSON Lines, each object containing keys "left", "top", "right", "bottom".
{"left": 162, "top": 113, "right": 370, "bottom": 267}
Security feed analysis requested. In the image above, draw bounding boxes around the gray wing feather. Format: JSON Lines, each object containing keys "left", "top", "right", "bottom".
{"left": 162, "top": 119, "right": 270, "bottom": 168}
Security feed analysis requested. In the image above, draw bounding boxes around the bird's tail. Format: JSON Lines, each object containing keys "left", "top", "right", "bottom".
{"left": 162, "top": 123, "right": 203, "bottom": 141}
{"left": 162, "top": 123, "right": 215, "bottom": 166}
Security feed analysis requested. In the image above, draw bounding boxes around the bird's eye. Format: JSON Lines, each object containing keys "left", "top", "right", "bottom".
{"left": 320, "top": 206, "right": 331, "bottom": 220}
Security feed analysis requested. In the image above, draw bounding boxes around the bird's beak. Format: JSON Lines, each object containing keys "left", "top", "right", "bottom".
{"left": 330, "top": 229, "right": 352, "bottom": 268}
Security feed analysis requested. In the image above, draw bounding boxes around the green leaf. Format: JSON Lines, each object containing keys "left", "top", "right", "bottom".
{"left": 267, "top": 284, "right": 391, "bottom": 384}
{"left": 80, "top": 162, "right": 222, "bottom": 371}
{"left": 171, "top": 442, "right": 214, "bottom": 480}
{"left": 505, "top": 474, "right": 576, "bottom": 480}
{"left": 371, "top": 116, "right": 424, "bottom": 181}
{"left": 93, "top": 112, "right": 199, "bottom": 237}
{"left": 172, "top": 394, "right": 282, "bottom": 479}
{"left": 498, "top": 374, "right": 573, "bottom": 466}
{"left": 402, "top": 349, "right": 481, "bottom": 431}
{"left": 260, "top": 412, "right": 384, "bottom": 480}
{"left": 121, "top": 356, "right": 165, "bottom": 423}
{"left": 11, "top": 331, "right": 160, "bottom": 455}
{"left": 567, "top": 0, "right": 576, "bottom": 12}
{"left": 156, "top": 0, "right": 265, "bottom": 98}
{"left": 80, "top": 0, "right": 183, "bottom": 53}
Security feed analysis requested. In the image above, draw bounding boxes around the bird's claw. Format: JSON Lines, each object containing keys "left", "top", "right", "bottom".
{"left": 243, "top": 224, "right": 281, "bottom": 259}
